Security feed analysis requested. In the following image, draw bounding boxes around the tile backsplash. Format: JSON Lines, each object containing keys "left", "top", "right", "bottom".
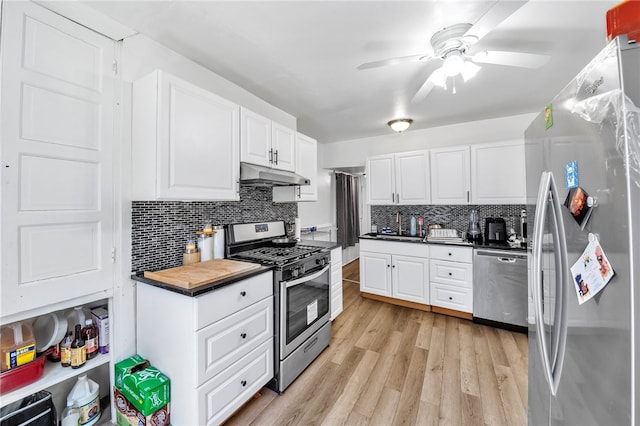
{"left": 131, "top": 186, "right": 297, "bottom": 273}
{"left": 371, "top": 204, "right": 526, "bottom": 237}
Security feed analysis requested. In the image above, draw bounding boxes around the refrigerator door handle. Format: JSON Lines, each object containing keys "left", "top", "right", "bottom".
{"left": 532, "top": 171, "right": 557, "bottom": 395}
{"left": 548, "top": 171, "right": 569, "bottom": 395}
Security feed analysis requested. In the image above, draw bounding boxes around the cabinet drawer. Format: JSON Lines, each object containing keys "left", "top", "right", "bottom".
{"left": 359, "top": 240, "right": 429, "bottom": 257}
{"left": 331, "top": 247, "right": 342, "bottom": 270}
{"left": 431, "top": 283, "right": 473, "bottom": 313}
{"left": 429, "top": 245, "right": 472, "bottom": 263}
{"left": 195, "top": 271, "right": 272, "bottom": 329}
{"left": 429, "top": 260, "right": 473, "bottom": 288}
{"left": 197, "top": 296, "right": 273, "bottom": 386}
{"left": 199, "top": 340, "right": 273, "bottom": 425}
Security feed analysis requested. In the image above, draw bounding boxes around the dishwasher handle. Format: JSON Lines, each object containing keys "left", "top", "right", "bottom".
{"left": 498, "top": 257, "right": 517, "bottom": 263}
{"left": 474, "top": 250, "right": 527, "bottom": 260}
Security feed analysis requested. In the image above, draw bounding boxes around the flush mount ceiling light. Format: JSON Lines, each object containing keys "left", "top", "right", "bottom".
{"left": 388, "top": 118, "right": 413, "bottom": 133}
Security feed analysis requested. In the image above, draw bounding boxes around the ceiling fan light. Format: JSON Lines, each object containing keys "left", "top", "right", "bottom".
{"left": 461, "top": 61, "right": 481, "bottom": 81}
{"left": 429, "top": 67, "right": 447, "bottom": 87}
{"left": 443, "top": 54, "right": 464, "bottom": 77}
{"left": 388, "top": 118, "right": 413, "bottom": 133}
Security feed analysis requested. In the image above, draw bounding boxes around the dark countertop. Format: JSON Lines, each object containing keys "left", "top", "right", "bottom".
{"left": 299, "top": 239, "right": 341, "bottom": 250}
{"left": 131, "top": 264, "right": 273, "bottom": 297}
{"left": 358, "top": 233, "right": 527, "bottom": 252}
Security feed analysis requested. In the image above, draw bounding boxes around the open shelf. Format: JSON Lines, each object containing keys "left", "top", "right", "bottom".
{"left": 0, "top": 353, "right": 111, "bottom": 407}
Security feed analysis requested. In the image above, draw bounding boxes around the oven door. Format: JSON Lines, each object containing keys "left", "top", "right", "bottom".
{"left": 280, "top": 264, "right": 331, "bottom": 359}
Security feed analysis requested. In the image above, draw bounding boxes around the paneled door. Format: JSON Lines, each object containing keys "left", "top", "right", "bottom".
{"left": 1, "top": 1, "right": 116, "bottom": 316}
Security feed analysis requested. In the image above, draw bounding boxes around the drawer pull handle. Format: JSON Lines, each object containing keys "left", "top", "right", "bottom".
{"left": 241, "top": 333, "right": 247, "bottom": 339}
{"left": 241, "top": 380, "right": 247, "bottom": 387}
{"left": 240, "top": 291, "right": 247, "bottom": 297}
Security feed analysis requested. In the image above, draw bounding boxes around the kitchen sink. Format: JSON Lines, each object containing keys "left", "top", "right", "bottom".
{"left": 364, "top": 233, "right": 425, "bottom": 242}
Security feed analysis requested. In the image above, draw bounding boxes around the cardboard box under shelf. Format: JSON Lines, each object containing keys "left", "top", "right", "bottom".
{"left": 114, "top": 387, "right": 170, "bottom": 426}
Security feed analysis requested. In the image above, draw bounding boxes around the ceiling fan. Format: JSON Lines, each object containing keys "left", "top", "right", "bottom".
{"left": 357, "top": 1, "right": 550, "bottom": 103}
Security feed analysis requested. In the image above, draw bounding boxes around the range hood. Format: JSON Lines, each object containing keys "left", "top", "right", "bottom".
{"left": 239, "top": 162, "right": 310, "bottom": 187}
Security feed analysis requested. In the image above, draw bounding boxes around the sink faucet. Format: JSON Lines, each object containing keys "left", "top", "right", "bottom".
{"left": 396, "top": 212, "right": 405, "bottom": 235}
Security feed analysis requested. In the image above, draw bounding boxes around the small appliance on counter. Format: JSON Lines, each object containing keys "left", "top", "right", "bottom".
{"left": 466, "top": 209, "right": 482, "bottom": 243}
{"left": 484, "top": 218, "right": 507, "bottom": 244}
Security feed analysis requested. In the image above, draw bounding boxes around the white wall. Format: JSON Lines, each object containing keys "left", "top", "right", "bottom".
{"left": 297, "top": 169, "right": 334, "bottom": 229}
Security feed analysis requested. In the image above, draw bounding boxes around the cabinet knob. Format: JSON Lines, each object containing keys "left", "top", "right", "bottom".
{"left": 240, "top": 291, "right": 247, "bottom": 297}
{"left": 448, "top": 252, "right": 452, "bottom": 256}
{"left": 241, "top": 333, "right": 247, "bottom": 339}
{"left": 449, "top": 296, "right": 453, "bottom": 300}
{"left": 387, "top": 264, "right": 391, "bottom": 268}
{"left": 448, "top": 272, "right": 452, "bottom": 276}
{"left": 241, "top": 380, "right": 247, "bottom": 387}
{"left": 392, "top": 265, "right": 395, "bottom": 268}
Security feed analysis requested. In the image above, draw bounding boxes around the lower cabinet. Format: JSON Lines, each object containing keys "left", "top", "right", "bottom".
{"left": 330, "top": 247, "right": 343, "bottom": 320}
{"left": 359, "top": 240, "right": 430, "bottom": 305}
{"left": 136, "top": 271, "right": 273, "bottom": 426}
{"left": 429, "top": 245, "right": 473, "bottom": 313}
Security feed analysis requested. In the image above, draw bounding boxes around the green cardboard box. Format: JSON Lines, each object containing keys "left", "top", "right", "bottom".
{"left": 114, "top": 387, "right": 170, "bottom": 426}
{"left": 114, "top": 354, "right": 149, "bottom": 390}
{"left": 121, "top": 365, "right": 170, "bottom": 416}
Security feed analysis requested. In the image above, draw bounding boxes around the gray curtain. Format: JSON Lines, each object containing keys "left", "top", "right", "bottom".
{"left": 336, "top": 173, "right": 360, "bottom": 249}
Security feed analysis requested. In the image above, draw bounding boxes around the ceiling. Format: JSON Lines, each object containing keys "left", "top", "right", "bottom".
{"left": 82, "top": 0, "right": 618, "bottom": 144}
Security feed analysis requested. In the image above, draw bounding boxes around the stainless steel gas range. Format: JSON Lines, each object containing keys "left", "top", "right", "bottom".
{"left": 227, "top": 221, "right": 331, "bottom": 393}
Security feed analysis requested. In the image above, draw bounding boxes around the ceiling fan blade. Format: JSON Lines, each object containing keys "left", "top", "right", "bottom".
{"left": 411, "top": 69, "right": 440, "bottom": 104}
{"left": 471, "top": 50, "right": 550, "bottom": 68}
{"left": 357, "top": 53, "right": 431, "bottom": 70}
{"left": 464, "top": 1, "right": 527, "bottom": 43}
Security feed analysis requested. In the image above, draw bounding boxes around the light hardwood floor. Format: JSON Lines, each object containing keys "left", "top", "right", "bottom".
{"left": 224, "top": 259, "right": 528, "bottom": 426}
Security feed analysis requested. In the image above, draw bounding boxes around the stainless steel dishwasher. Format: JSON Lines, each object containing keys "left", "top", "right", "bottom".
{"left": 473, "top": 248, "right": 528, "bottom": 332}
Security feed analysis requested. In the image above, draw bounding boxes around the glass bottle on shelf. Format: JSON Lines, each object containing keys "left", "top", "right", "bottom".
{"left": 70, "top": 324, "right": 86, "bottom": 369}
{"left": 82, "top": 319, "right": 98, "bottom": 360}
{"left": 60, "top": 331, "right": 73, "bottom": 367}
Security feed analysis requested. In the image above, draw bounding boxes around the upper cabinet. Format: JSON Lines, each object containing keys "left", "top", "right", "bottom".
{"left": 366, "top": 150, "right": 430, "bottom": 205}
{"left": 272, "top": 132, "right": 318, "bottom": 202}
{"left": 132, "top": 70, "right": 240, "bottom": 201}
{"left": 1, "top": 0, "right": 117, "bottom": 316}
{"left": 470, "top": 140, "right": 526, "bottom": 204}
{"left": 240, "top": 107, "right": 295, "bottom": 172}
{"left": 430, "top": 146, "right": 471, "bottom": 205}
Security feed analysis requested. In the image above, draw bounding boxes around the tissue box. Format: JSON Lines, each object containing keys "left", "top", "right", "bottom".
{"left": 114, "top": 387, "right": 170, "bottom": 426}
{"left": 120, "top": 365, "right": 170, "bottom": 416}
{"left": 114, "top": 355, "right": 149, "bottom": 390}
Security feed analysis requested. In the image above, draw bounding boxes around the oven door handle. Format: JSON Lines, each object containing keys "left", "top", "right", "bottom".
{"left": 283, "top": 264, "right": 330, "bottom": 288}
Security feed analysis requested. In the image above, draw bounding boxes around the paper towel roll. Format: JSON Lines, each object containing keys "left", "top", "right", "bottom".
{"left": 294, "top": 218, "right": 301, "bottom": 241}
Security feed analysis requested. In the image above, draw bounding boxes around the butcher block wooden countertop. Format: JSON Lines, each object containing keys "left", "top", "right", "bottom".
{"left": 132, "top": 259, "right": 273, "bottom": 297}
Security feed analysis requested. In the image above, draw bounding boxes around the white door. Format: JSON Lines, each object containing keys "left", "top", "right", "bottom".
{"left": 366, "top": 154, "right": 395, "bottom": 205}
{"left": 296, "top": 133, "right": 317, "bottom": 200}
{"left": 395, "top": 150, "right": 431, "bottom": 205}
{"left": 359, "top": 252, "right": 392, "bottom": 296}
{"left": 471, "top": 140, "right": 526, "bottom": 204}
{"left": 157, "top": 72, "right": 239, "bottom": 200}
{"left": 240, "top": 107, "right": 271, "bottom": 167}
{"left": 430, "top": 146, "right": 471, "bottom": 204}
{"left": 1, "top": 1, "right": 116, "bottom": 315}
{"left": 271, "top": 122, "right": 295, "bottom": 172}
{"left": 392, "top": 255, "right": 429, "bottom": 304}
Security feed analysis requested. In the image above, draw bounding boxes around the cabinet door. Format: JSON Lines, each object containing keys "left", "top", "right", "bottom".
{"left": 366, "top": 154, "right": 395, "bottom": 205}
{"left": 1, "top": 1, "right": 116, "bottom": 315}
{"left": 395, "top": 150, "right": 431, "bottom": 205}
{"left": 471, "top": 140, "right": 526, "bottom": 204}
{"left": 272, "top": 132, "right": 317, "bottom": 202}
{"left": 271, "top": 122, "right": 295, "bottom": 172}
{"left": 359, "top": 251, "right": 392, "bottom": 296}
{"left": 157, "top": 72, "right": 240, "bottom": 200}
{"left": 240, "top": 107, "right": 271, "bottom": 167}
{"left": 392, "top": 255, "right": 429, "bottom": 304}
{"left": 430, "top": 146, "right": 471, "bottom": 204}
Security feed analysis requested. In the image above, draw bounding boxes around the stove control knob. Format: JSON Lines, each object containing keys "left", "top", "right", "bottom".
{"left": 300, "top": 265, "right": 305, "bottom": 275}
{"left": 316, "top": 258, "right": 326, "bottom": 267}
{"left": 291, "top": 267, "right": 299, "bottom": 278}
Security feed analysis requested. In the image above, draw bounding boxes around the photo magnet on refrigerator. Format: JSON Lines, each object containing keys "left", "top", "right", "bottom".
{"left": 544, "top": 104, "right": 553, "bottom": 129}
{"left": 570, "top": 238, "right": 615, "bottom": 305}
{"left": 565, "top": 161, "right": 578, "bottom": 189}
{"left": 564, "top": 186, "right": 593, "bottom": 230}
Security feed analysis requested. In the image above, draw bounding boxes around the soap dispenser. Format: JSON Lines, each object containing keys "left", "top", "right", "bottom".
{"left": 410, "top": 215, "right": 417, "bottom": 236}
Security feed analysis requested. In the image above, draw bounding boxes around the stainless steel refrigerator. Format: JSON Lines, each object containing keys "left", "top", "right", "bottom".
{"left": 525, "top": 35, "right": 640, "bottom": 425}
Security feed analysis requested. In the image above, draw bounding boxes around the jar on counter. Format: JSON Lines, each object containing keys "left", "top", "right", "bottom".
{"left": 183, "top": 238, "right": 200, "bottom": 265}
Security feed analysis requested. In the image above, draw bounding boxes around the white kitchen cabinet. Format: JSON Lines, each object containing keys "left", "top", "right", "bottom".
{"left": 272, "top": 132, "right": 318, "bottom": 202}
{"left": 470, "top": 140, "right": 526, "bottom": 204}
{"left": 0, "top": 0, "right": 116, "bottom": 316}
{"left": 136, "top": 271, "right": 274, "bottom": 426}
{"left": 366, "top": 150, "right": 430, "bottom": 205}
{"left": 240, "top": 107, "right": 295, "bottom": 172}
{"left": 429, "top": 245, "right": 473, "bottom": 313}
{"left": 330, "top": 247, "right": 343, "bottom": 320}
{"left": 0, "top": 0, "right": 117, "bottom": 408}
{"left": 360, "top": 240, "right": 429, "bottom": 304}
{"left": 430, "top": 146, "right": 471, "bottom": 205}
{"left": 132, "top": 70, "right": 240, "bottom": 201}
